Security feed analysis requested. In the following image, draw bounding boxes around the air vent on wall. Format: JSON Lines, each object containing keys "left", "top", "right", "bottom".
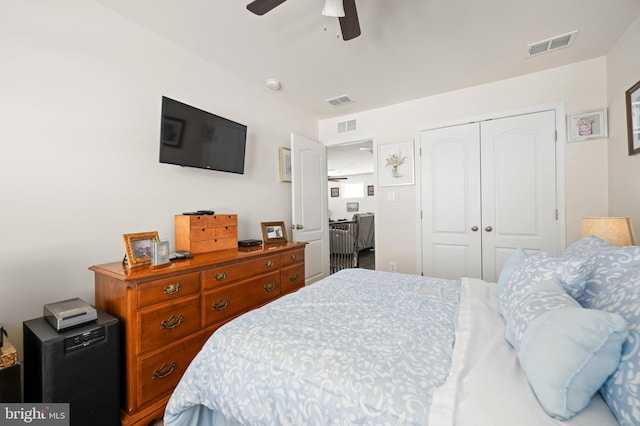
{"left": 337, "top": 119, "right": 357, "bottom": 134}
{"left": 326, "top": 94, "right": 353, "bottom": 106}
{"left": 527, "top": 30, "right": 578, "bottom": 57}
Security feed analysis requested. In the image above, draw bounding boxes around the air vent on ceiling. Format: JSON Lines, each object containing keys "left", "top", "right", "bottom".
{"left": 326, "top": 94, "right": 353, "bottom": 106}
{"left": 337, "top": 119, "right": 357, "bottom": 134}
{"left": 527, "top": 30, "right": 578, "bottom": 57}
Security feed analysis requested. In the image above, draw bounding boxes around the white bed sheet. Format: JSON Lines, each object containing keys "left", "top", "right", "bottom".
{"left": 429, "top": 277, "right": 619, "bottom": 426}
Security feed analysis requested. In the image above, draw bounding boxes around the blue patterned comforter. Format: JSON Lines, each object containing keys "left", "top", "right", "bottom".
{"left": 165, "top": 269, "right": 460, "bottom": 426}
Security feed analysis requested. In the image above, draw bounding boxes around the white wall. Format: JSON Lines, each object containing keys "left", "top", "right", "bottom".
{"left": 0, "top": 0, "right": 316, "bottom": 355}
{"left": 319, "top": 58, "right": 609, "bottom": 274}
{"left": 328, "top": 173, "right": 376, "bottom": 220}
{"left": 606, "top": 14, "right": 640, "bottom": 228}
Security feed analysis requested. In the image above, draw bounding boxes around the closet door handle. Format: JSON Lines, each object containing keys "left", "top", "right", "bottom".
{"left": 471, "top": 226, "right": 478, "bottom": 232}
{"left": 485, "top": 226, "right": 493, "bottom": 232}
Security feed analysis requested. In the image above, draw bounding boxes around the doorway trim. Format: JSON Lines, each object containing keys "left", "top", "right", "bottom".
{"left": 414, "top": 101, "right": 567, "bottom": 275}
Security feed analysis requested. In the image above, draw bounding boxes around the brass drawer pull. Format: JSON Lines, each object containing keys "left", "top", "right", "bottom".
{"left": 163, "top": 283, "right": 181, "bottom": 295}
{"left": 215, "top": 272, "right": 228, "bottom": 281}
{"left": 290, "top": 254, "right": 297, "bottom": 261}
{"left": 264, "top": 281, "right": 276, "bottom": 292}
{"left": 161, "top": 315, "right": 184, "bottom": 329}
{"left": 265, "top": 260, "right": 274, "bottom": 268}
{"left": 153, "top": 362, "right": 176, "bottom": 380}
{"left": 289, "top": 273, "right": 298, "bottom": 282}
{"left": 212, "top": 298, "right": 229, "bottom": 311}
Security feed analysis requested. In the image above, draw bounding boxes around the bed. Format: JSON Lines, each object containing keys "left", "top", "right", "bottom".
{"left": 165, "top": 236, "right": 640, "bottom": 426}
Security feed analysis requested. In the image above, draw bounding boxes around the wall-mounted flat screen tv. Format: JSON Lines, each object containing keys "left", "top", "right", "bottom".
{"left": 159, "top": 96, "right": 247, "bottom": 174}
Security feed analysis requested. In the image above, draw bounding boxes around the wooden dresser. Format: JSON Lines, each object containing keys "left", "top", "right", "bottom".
{"left": 91, "top": 242, "right": 306, "bottom": 426}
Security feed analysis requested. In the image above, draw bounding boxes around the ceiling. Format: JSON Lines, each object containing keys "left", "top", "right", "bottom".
{"left": 327, "top": 140, "right": 373, "bottom": 177}
{"left": 96, "top": 0, "right": 640, "bottom": 120}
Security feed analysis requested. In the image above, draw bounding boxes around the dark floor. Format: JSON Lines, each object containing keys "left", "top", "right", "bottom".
{"left": 358, "top": 248, "right": 375, "bottom": 270}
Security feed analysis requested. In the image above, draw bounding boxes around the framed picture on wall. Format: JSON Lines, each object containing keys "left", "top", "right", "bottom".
{"left": 378, "top": 140, "right": 414, "bottom": 186}
{"left": 626, "top": 80, "right": 640, "bottom": 155}
{"left": 367, "top": 185, "right": 374, "bottom": 196}
{"left": 566, "top": 109, "right": 608, "bottom": 142}
{"left": 331, "top": 187, "right": 339, "bottom": 197}
{"left": 279, "top": 147, "right": 292, "bottom": 182}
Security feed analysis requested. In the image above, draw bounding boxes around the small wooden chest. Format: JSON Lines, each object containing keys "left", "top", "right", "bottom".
{"left": 175, "top": 214, "right": 238, "bottom": 254}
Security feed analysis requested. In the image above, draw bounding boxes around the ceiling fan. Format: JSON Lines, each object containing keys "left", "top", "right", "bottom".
{"left": 246, "top": 0, "right": 361, "bottom": 41}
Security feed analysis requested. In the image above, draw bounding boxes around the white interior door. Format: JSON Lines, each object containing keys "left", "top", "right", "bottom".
{"left": 480, "top": 110, "right": 559, "bottom": 282}
{"left": 420, "top": 110, "right": 559, "bottom": 282}
{"left": 291, "top": 133, "right": 329, "bottom": 284}
{"left": 420, "top": 123, "right": 482, "bottom": 279}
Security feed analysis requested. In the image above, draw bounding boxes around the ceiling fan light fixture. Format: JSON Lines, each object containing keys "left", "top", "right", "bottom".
{"left": 322, "top": 0, "right": 345, "bottom": 17}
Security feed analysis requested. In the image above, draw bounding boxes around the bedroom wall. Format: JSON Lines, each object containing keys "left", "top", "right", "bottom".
{"left": 606, "top": 14, "right": 640, "bottom": 231}
{"left": 0, "top": 0, "right": 316, "bottom": 355}
{"left": 327, "top": 173, "right": 377, "bottom": 220}
{"left": 319, "top": 58, "right": 610, "bottom": 274}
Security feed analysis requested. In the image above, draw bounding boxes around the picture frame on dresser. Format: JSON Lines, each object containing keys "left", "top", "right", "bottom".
{"left": 261, "top": 221, "right": 288, "bottom": 243}
{"left": 122, "top": 231, "right": 159, "bottom": 267}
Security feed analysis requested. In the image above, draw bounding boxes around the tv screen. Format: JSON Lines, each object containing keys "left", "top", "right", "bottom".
{"left": 159, "top": 96, "right": 247, "bottom": 174}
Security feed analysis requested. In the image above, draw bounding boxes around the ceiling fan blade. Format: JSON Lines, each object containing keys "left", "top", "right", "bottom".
{"left": 339, "top": 0, "right": 361, "bottom": 40}
{"left": 246, "top": 0, "right": 287, "bottom": 15}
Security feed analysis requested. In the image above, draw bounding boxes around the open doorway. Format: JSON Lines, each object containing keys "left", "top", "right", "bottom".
{"left": 327, "top": 140, "right": 376, "bottom": 272}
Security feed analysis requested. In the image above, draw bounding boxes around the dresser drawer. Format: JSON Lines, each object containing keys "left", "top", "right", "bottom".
{"left": 281, "top": 263, "right": 305, "bottom": 294}
{"left": 281, "top": 248, "right": 304, "bottom": 266}
{"left": 137, "top": 332, "right": 209, "bottom": 408}
{"left": 202, "top": 271, "right": 280, "bottom": 327}
{"left": 202, "top": 255, "right": 281, "bottom": 290}
{"left": 189, "top": 225, "right": 238, "bottom": 242}
{"left": 137, "top": 272, "right": 200, "bottom": 309}
{"left": 185, "top": 214, "right": 236, "bottom": 228}
{"left": 138, "top": 295, "right": 201, "bottom": 354}
{"left": 190, "top": 237, "right": 238, "bottom": 254}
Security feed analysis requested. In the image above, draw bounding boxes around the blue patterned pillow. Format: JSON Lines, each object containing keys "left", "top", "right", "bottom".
{"left": 505, "top": 279, "right": 628, "bottom": 420}
{"left": 590, "top": 265, "right": 640, "bottom": 426}
{"left": 498, "top": 252, "right": 586, "bottom": 318}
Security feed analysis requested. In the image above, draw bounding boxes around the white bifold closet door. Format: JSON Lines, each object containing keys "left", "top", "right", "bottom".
{"left": 420, "top": 110, "right": 559, "bottom": 282}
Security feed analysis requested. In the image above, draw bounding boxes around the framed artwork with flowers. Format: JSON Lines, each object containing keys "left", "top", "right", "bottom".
{"left": 566, "top": 109, "right": 608, "bottom": 142}
{"left": 378, "top": 140, "right": 415, "bottom": 186}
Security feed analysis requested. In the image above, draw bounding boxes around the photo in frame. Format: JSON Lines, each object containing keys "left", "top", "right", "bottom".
{"left": 279, "top": 147, "right": 292, "bottom": 182}
{"left": 626, "top": 80, "right": 640, "bottom": 155}
{"left": 566, "top": 109, "right": 608, "bottom": 142}
{"left": 122, "top": 231, "right": 159, "bottom": 267}
{"left": 378, "top": 140, "right": 415, "bottom": 186}
{"left": 261, "top": 221, "right": 288, "bottom": 244}
{"left": 331, "top": 187, "right": 339, "bottom": 197}
{"left": 367, "top": 185, "right": 374, "bottom": 196}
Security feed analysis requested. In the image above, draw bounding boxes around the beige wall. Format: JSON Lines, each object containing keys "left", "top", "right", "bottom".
{"left": 0, "top": 0, "right": 316, "bottom": 354}
{"left": 319, "top": 58, "right": 609, "bottom": 274}
{"left": 607, "top": 14, "right": 640, "bottom": 229}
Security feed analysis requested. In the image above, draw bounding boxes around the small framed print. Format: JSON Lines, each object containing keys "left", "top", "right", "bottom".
{"left": 346, "top": 202, "right": 359, "bottom": 212}
{"left": 331, "top": 187, "right": 339, "bottom": 197}
{"left": 123, "top": 231, "right": 159, "bottom": 267}
{"left": 279, "top": 147, "right": 292, "bottom": 182}
{"left": 261, "top": 221, "right": 288, "bottom": 244}
{"left": 367, "top": 185, "right": 374, "bottom": 196}
{"left": 566, "top": 109, "right": 608, "bottom": 142}
{"left": 379, "top": 140, "right": 415, "bottom": 186}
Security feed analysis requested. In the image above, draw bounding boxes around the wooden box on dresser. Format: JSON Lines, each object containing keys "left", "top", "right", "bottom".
{"left": 91, "top": 242, "right": 306, "bottom": 426}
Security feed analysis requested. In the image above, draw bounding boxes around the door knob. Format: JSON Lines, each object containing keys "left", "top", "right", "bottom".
{"left": 485, "top": 226, "right": 493, "bottom": 232}
{"left": 296, "top": 224, "right": 304, "bottom": 230}
{"left": 471, "top": 226, "right": 479, "bottom": 232}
